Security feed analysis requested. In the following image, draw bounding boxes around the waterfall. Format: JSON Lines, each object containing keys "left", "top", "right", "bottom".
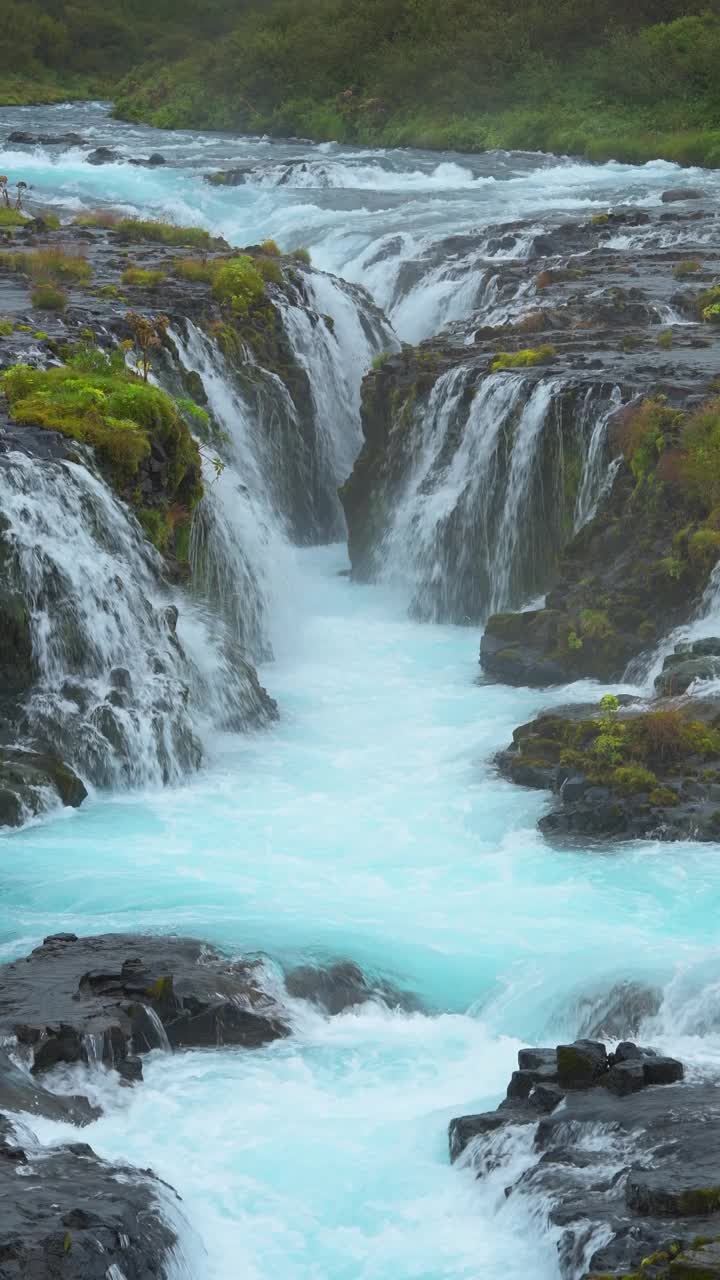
{"left": 378, "top": 372, "right": 624, "bottom": 623}
{"left": 278, "top": 268, "right": 399, "bottom": 491}
{"left": 0, "top": 445, "right": 274, "bottom": 801}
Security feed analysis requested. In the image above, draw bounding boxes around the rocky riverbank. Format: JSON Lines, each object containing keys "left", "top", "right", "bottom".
{"left": 0, "top": 931, "right": 419, "bottom": 1278}
{"left": 450, "top": 1038, "right": 720, "bottom": 1280}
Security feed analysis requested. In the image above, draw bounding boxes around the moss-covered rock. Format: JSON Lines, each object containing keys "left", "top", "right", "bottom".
{"left": 497, "top": 693, "right": 720, "bottom": 842}
{"left": 2, "top": 351, "right": 203, "bottom": 563}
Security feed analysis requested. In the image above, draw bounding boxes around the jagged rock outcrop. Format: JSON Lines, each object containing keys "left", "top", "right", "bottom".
{"left": 448, "top": 1040, "right": 720, "bottom": 1280}
{"left": 0, "top": 933, "right": 290, "bottom": 1081}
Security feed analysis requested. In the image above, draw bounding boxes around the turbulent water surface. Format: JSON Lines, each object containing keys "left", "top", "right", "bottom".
{"left": 2, "top": 101, "right": 720, "bottom": 1280}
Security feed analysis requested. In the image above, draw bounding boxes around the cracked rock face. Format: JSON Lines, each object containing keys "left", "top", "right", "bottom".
{"left": 0, "top": 932, "right": 291, "bottom": 1082}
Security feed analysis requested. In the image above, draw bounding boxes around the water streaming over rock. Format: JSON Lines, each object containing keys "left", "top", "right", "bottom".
{"left": 377, "top": 372, "right": 624, "bottom": 623}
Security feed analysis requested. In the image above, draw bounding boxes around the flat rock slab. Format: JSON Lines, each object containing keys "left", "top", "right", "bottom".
{"left": 0, "top": 1114, "right": 177, "bottom": 1279}
{"left": 0, "top": 933, "right": 290, "bottom": 1077}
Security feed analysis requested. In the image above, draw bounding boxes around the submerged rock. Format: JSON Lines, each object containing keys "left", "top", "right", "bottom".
{"left": 656, "top": 639, "right": 720, "bottom": 696}
{"left": 0, "top": 1112, "right": 179, "bottom": 1279}
{"left": 0, "top": 933, "right": 290, "bottom": 1078}
{"left": 0, "top": 1048, "right": 98, "bottom": 1125}
{"left": 284, "top": 960, "right": 420, "bottom": 1013}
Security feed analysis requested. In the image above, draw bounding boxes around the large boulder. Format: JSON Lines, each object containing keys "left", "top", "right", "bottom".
{"left": 0, "top": 749, "right": 87, "bottom": 829}
{"left": 0, "top": 933, "right": 290, "bottom": 1080}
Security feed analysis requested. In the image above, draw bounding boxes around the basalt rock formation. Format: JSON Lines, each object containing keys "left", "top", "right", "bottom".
{"left": 449, "top": 1040, "right": 720, "bottom": 1280}
{"left": 0, "top": 932, "right": 290, "bottom": 1080}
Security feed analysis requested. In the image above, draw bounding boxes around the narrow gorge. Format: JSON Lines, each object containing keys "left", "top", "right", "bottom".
{"left": 2, "top": 102, "right": 720, "bottom": 1280}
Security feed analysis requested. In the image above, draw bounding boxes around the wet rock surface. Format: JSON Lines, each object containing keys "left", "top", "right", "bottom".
{"left": 342, "top": 203, "right": 720, "bottom": 639}
{"left": 447, "top": 1040, "right": 720, "bottom": 1280}
{"left": 284, "top": 959, "right": 421, "bottom": 1014}
{"left": 0, "top": 1112, "right": 179, "bottom": 1280}
{"left": 656, "top": 638, "right": 720, "bottom": 696}
{"left": 0, "top": 933, "right": 291, "bottom": 1079}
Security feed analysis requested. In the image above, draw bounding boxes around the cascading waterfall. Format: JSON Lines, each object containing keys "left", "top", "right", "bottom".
{"left": 379, "top": 371, "right": 624, "bottom": 623}
{"left": 0, "top": 446, "right": 274, "bottom": 800}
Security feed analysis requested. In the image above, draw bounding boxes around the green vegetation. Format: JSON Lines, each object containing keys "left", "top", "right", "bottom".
{"left": 491, "top": 345, "right": 555, "bottom": 372}
{"left": 674, "top": 260, "right": 701, "bottom": 279}
{"left": 0, "top": 208, "right": 28, "bottom": 228}
{"left": 0, "top": 248, "right": 92, "bottom": 284}
{"left": 116, "top": 219, "right": 216, "bottom": 250}
{"left": 173, "top": 258, "right": 216, "bottom": 284}
{"left": 0, "top": 319, "right": 13, "bottom": 336}
{"left": 515, "top": 694, "right": 720, "bottom": 798}
{"left": 121, "top": 266, "right": 167, "bottom": 289}
{"left": 7, "top": 3, "right": 720, "bottom": 162}
{"left": 212, "top": 256, "right": 265, "bottom": 313}
{"left": 31, "top": 281, "right": 66, "bottom": 310}
{"left": 291, "top": 248, "right": 312, "bottom": 266}
{"left": 1, "top": 349, "right": 203, "bottom": 557}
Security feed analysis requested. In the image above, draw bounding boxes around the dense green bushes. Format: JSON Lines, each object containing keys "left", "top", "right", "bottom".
{"left": 8, "top": 0, "right": 720, "bottom": 162}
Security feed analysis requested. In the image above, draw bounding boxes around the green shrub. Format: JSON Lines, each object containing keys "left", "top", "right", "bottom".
{"left": 0, "top": 208, "right": 28, "bottom": 227}
{"left": 612, "top": 764, "right": 657, "bottom": 794}
{"left": 116, "top": 218, "right": 214, "bottom": 249}
{"left": 31, "top": 281, "right": 66, "bottom": 310}
{"left": 0, "top": 318, "right": 13, "bottom": 336}
{"left": 212, "top": 255, "right": 265, "bottom": 312}
{"left": 674, "top": 260, "right": 701, "bottom": 279}
{"left": 291, "top": 247, "right": 311, "bottom": 265}
{"left": 173, "top": 257, "right": 216, "bottom": 283}
{"left": 121, "top": 266, "right": 166, "bottom": 288}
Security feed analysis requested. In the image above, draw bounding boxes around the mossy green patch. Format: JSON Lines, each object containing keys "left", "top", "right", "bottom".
{"left": 2, "top": 352, "right": 203, "bottom": 556}
{"left": 116, "top": 218, "right": 215, "bottom": 250}
{"left": 0, "top": 208, "right": 28, "bottom": 227}
{"left": 490, "top": 345, "right": 556, "bottom": 371}
{"left": 212, "top": 255, "right": 266, "bottom": 313}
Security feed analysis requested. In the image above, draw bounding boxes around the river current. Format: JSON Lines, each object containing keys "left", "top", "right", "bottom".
{"left": 2, "top": 102, "right": 720, "bottom": 1280}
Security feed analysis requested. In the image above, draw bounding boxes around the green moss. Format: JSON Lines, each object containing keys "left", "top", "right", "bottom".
{"left": 649, "top": 786, "right": 679, "bottom": 806}
{"left": 674, "top": 260, "right": 701, "bottom": 279}
{"left": 579, "top": 608, "right": 614, "bottom": 639}
{"left": 2, "top": 356, "right": 203, "bottom": 539}
{"left": 291, "top": 247, "right": 311, "bottom": 265}
{"left": 33, "top": 331, "right": 49, "bottom": 340}
{"left": 490, "top": 345, "right": 556, "bottom": 371}
{"left": 677, "top": 1187, "right": 720, "bottom": 1215}
{"left": 657, "top": 330, "right": 674, "bottom": 350}
{"left": 121, "top": 266, "right": 166, "bottom": 288}
{"left": 212, "top": 255, "right": 265, "bottom": 313}
{"left": 591, "top": 213, "right": 610, "bottom": 225}
{"left": 0, "top": 319, "right": 13, "bottom": 336}
{"left": 145, "top": 975, "right": 173, "bottom": 999}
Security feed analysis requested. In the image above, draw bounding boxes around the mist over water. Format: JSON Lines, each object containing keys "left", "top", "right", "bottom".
{"left": 3, "top": 101, "right": 720, "bottom": 1280}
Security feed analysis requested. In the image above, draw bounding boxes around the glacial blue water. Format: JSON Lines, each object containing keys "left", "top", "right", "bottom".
{"left": 3, "top": 102, "right": 720, "bottom": 1279}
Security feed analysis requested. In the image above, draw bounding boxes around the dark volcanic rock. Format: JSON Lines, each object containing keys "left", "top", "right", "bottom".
{"left": 656, "top": 639, "right": 720, "bottom": 695}
{"left": 495, "top": 695, "right": 720, "bottom": 844}
{"left": 0, "top": 749, "right": 87, "bottom": 828}
{"left": 7, "top": 131, "right": 83, "bottom": 146}
{"left": 0, "top": 1049, "right": 98, "bottom": 1124}
{"left": 448, "top": 1041, "right": 714, "bottom": 1280}
{"left": 0, "top": 1113, "right": 178, "bottom": 1279}
{"left": 0, "top": 933, "right": 290, "bottom": 1076}
{"left": 284, "top": 960, "right": 420, "bottom": 1014}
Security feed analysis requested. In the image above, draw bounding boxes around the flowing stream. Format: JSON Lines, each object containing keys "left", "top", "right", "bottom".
{"left": 2, "top": 102, "right": 720, "bottom": 1280}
